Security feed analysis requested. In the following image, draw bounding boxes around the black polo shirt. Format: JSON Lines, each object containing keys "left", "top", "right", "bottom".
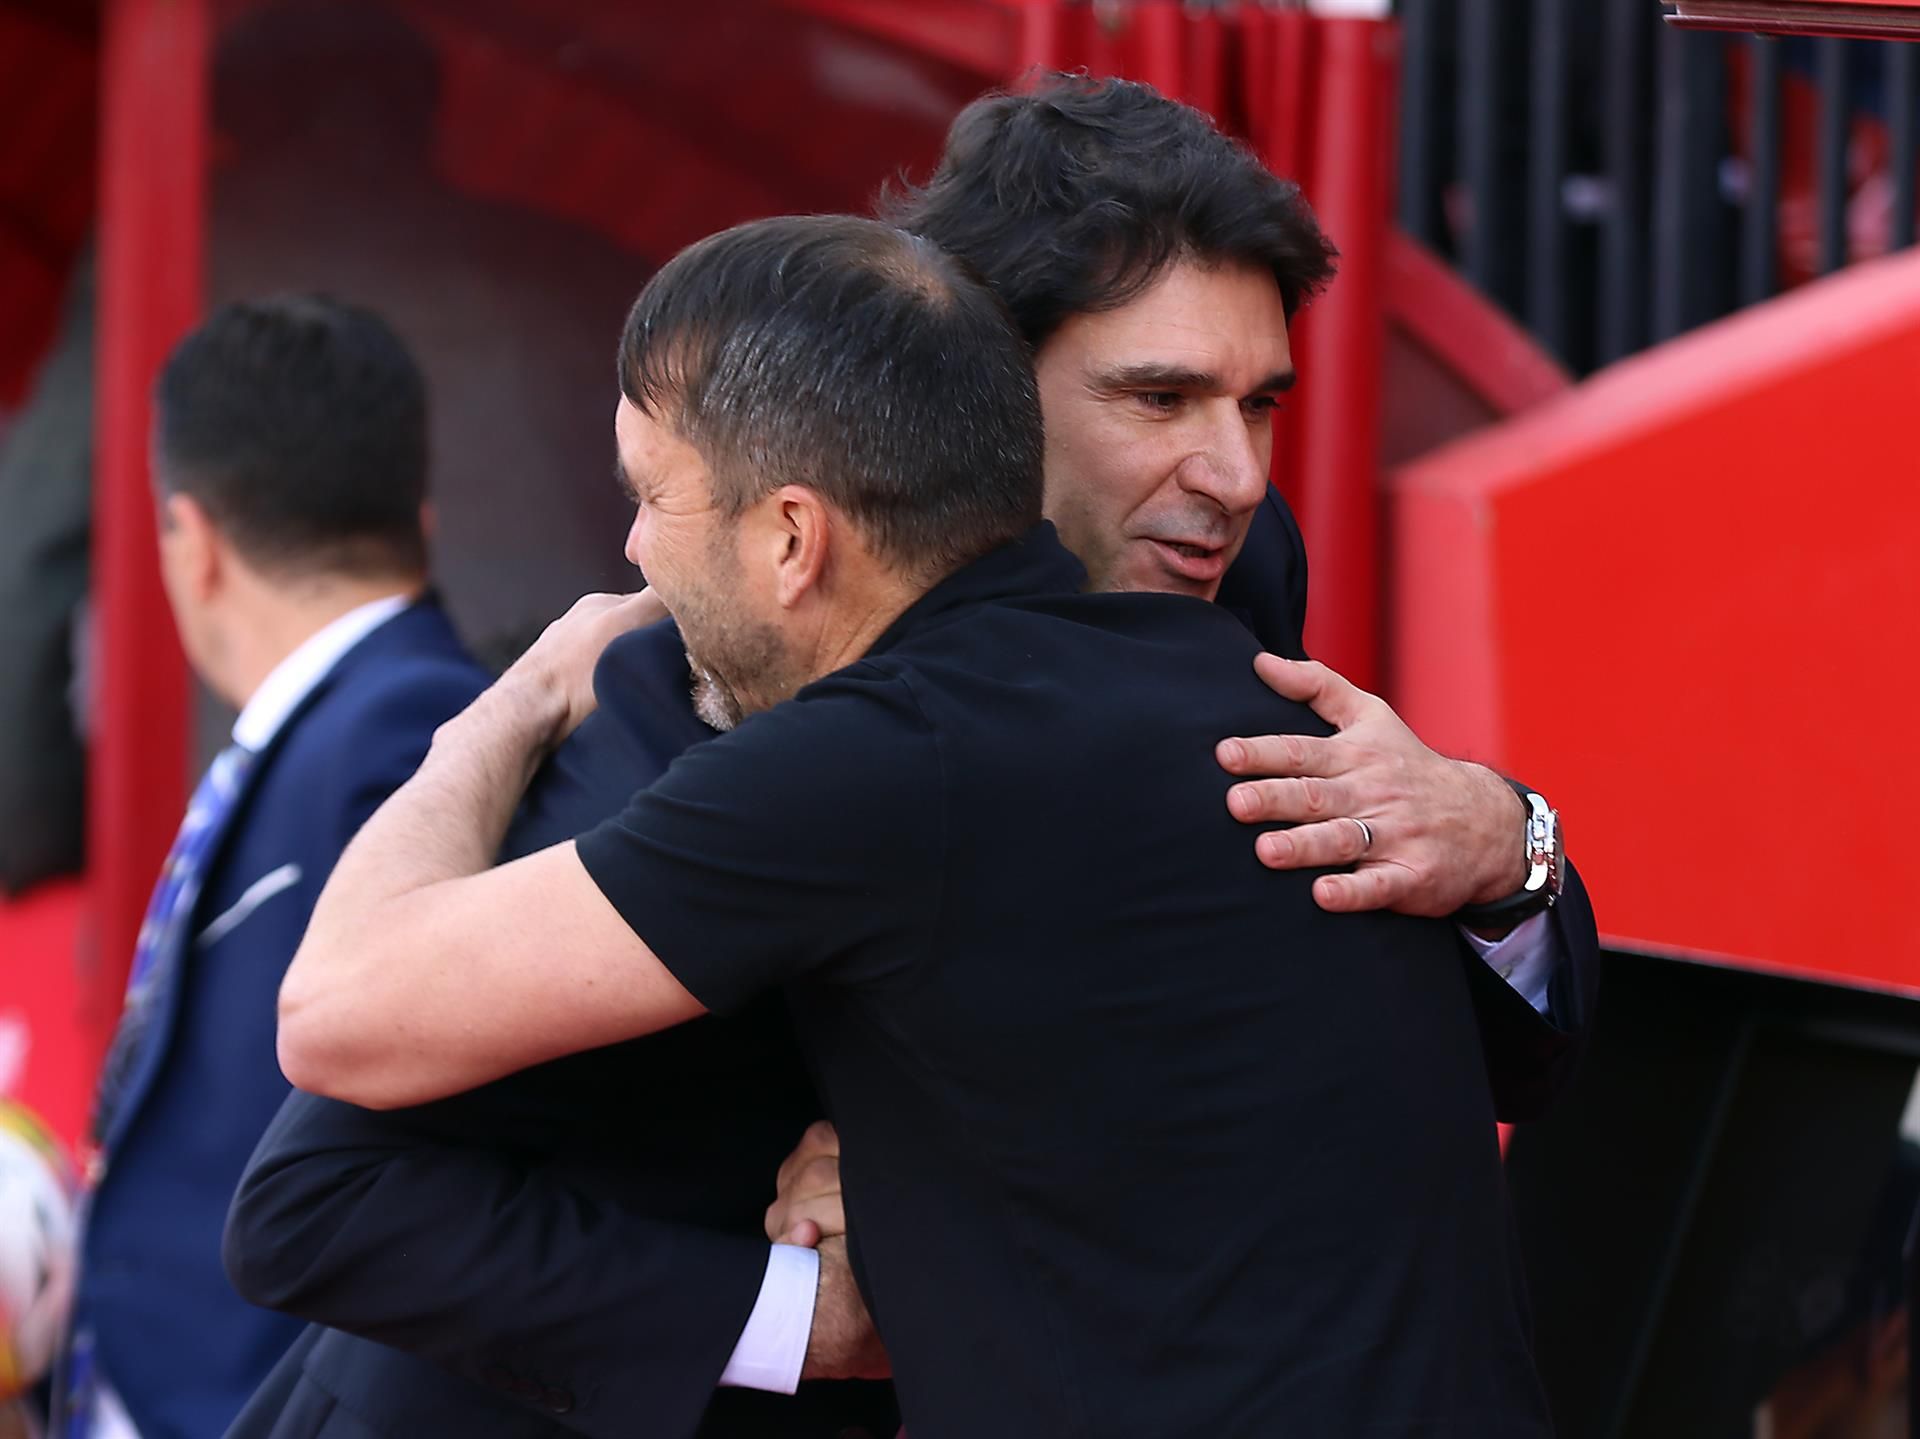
{"left": 577, "top": 524, "right": 1548, "bottom": 1439}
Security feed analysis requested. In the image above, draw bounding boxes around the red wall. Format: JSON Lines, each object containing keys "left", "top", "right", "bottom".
{"left": 1387, "top": 248, "right": 1920, "bottom": 996}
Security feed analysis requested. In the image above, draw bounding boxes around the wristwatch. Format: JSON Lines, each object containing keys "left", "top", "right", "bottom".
{"left": 1455, "top": 780, "right": 1564, "bottom": 928}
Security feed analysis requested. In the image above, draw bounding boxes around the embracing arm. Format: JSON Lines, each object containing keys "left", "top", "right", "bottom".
{"left": 224, "top": 1089, "right": 774, "bottom": 1439}
{"left": 1217, "top": 654, "right": 1533, "bottom": 917}
{"left": 277, "top": 593, "right": 704, "bottom": 1109}
{"left": 1215, "top": 654, "right": 1601, "bottom": 1117}
{"left": 227, "top": 1094, "right": 891, "bottom": 1436}
{"left": 1215, "top": 500, "right": 1525, "bottom": 916}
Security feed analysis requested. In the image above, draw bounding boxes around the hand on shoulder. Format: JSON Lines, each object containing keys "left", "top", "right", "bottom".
{"left": 1217, "top": 654, "right": 1527, "bottom": 917}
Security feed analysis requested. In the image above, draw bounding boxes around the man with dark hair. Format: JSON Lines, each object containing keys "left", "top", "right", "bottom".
{"left": 55, "top": 297, "right": 490, "bottom": 1439}
{"left": 226, "top": 75, "right": 1591, "bottom": 1439}
{"left": 152, "top": 297, "right": 433, "bottom": 581}
{"left": 888, "top": 74, "right": 1585, "bottom": 964}
{"left": 886, "top": 72, "right": 1336, "bottom": 361}
{"left": 761, "top": 71, "right": 1597, "bottom": 1252}
{"left": 272, "top": 210, "right": 1550, "bottom": 1437}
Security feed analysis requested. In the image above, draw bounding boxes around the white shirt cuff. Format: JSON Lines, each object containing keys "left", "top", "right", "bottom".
{"left": 716, "top": 1243, "right": 819, "bottom": 1395}
{"left": 1458, "top": 910, "right": 1559, "bottom": 1017}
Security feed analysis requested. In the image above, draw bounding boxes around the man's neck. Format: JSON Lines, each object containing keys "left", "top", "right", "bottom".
{"left": 220, "top": 575, "right": 424, "bottom": 710}
{"left": 805, "top": 578, "right": 921, "bottom": 685}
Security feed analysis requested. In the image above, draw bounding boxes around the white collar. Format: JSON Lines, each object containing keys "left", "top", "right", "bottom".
{"left": 231, "top": 593, "right": 416, "bottom": 752}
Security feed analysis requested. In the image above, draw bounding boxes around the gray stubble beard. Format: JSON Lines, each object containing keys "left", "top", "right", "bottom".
{"left": 689, "top": 660, "right": 745, "bottom": 732}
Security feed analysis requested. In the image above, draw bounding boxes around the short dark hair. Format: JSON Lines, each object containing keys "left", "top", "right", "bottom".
{"left": 619, "top": 214, "right": 1044, "bottom": 580}
{"left": 155, "top": 295, "right": 429, "bottom": 579}
{"left": 883, "top": 72, "right": 1339, "bottom": 350}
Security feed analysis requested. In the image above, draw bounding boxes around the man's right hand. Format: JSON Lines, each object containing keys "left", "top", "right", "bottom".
{"left": 1218, "top": 653, "right": 1528, "bottom": 916}
{"left": 765, "top": 1119, "right": 845, "bottom": 1246}
{"left": 800, "top": 1236, "right": 889, "bottom": 1381}
{"left": 768, "top": 1123, "right": 884, "bottom": 1378}
{"left": 500, "top": 587, "right": 668, "bottom": 750}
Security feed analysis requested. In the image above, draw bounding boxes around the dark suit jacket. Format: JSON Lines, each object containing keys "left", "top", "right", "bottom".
{"left": 223, "top": 494, "right": 1598, "bottom": 1439}
{"left": 69, "top": 601, "right": 487, "bottom": 1439}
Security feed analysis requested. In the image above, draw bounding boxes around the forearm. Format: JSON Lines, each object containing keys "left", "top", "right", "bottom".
{"left": 277, "top": 680, "right": 558, "bottom": 1093}
{"left": 1456, "top": 761, "right": 1530, "bottom": 907}
{"left": 227, "top": 1090, "right": 774, "bottom": 1439}
{"left": 311, "top": 679, "right": 556, "bottom": 929}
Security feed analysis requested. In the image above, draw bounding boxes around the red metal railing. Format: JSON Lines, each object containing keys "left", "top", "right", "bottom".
{"left": 87, "top": 0, "right": 206, "bottom": 1081}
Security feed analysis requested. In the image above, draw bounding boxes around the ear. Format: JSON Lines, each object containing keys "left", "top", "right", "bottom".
{"left": 418, "top": 500, "right": 437, "bottom": 546}
{"left": 159, "top": 491, "right": 226, "bottom": 603}
{"left": 765, "top": 485, "right": 832, "bottom": 610}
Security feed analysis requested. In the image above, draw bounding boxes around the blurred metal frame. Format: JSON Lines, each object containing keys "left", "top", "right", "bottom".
{"left": 1667, "top": 1, "right": 1920, "bottom": 41}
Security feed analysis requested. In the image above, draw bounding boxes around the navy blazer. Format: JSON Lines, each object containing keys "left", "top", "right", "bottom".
{"left": 72, "top": 601, "right": 487, "bottom": 1439}
{"left": 224, "top": 494, "right": 1599, "bottom": 1439}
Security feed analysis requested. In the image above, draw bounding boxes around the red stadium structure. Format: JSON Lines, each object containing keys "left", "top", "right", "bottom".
{"left": 3, "top": 0, "right": 1919, "bottom": 1430}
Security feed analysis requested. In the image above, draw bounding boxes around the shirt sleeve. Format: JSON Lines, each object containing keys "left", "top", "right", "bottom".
{"left": 1458, "top": 911, "right": 1560, "bottom": 1017}
{"left": 573, "top": 667, "right": 942, "bottom": 1016}
{"left": 717, "top": 1244, "right": 820, "bottom": 1394}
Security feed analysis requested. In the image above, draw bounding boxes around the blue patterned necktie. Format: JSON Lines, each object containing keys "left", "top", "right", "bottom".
{"left": 63, "top": 743, "right": 254, "bottom": 1439}
{"left": 88, "top": 741, "right": 254, "bottom": 1148}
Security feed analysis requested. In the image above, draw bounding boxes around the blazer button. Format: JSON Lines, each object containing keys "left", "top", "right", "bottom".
{"left": 543, "top": 1387, "right": 575, "bottom": 1415}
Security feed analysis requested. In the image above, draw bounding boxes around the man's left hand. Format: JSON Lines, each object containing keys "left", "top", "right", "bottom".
{"left": 1217, "top": 654, "right": 1526, "bottom": 917}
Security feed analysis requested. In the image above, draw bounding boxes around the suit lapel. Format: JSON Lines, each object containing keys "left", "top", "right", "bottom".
{"left": 100, "top": 600, "right": 464, "bottom": 1156}
{"left": 100, "top": 744, "right": 274, "bottom": 1157}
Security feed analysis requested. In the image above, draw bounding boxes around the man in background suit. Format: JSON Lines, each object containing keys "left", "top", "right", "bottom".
{"left": 223, "top": 75, "right": 1597, "bottom": 1438}
{"left": 54, "top": 297, "right": 490, "bottom": 1439}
